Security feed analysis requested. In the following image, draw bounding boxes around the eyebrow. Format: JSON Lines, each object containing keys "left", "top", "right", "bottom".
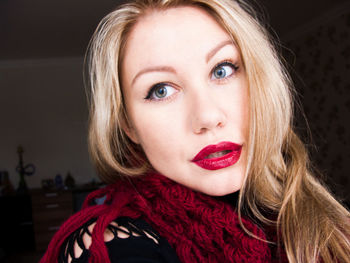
{"left": 131, "top": 39, "right": 234, "bottom": 86}
{"left": 206, "top": 39, "right": 234, "bottom": 63}
{"left": 132, "top": 66, "right": 176, "bottom": 86}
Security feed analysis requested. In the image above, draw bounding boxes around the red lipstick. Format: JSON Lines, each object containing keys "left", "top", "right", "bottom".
{"left": 192, "top": 141, "right": 242, "bottom": 170}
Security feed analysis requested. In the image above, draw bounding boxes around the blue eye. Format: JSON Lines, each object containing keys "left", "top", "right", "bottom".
{"left": 145, "top": 83, "right": 176, "bottom": 101}
{"left": 211, "top": 62, "right": 238, "bottom": 80}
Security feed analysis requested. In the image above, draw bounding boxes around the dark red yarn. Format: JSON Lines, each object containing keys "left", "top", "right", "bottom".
{"left": 40, "top": 173, "right": 285, "bottom": 263}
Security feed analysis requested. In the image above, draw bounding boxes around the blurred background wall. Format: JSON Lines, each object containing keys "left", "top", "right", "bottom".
{"left": 0, "top": 0, "right": 349, "bottom": 198}
{"left": 0, "top": 0, "right": 349, "bottom": 261}
{"left": 284, "top": 8, "right": 350, "bottom": 201}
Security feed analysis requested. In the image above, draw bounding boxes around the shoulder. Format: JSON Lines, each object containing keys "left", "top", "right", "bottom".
{"left": 59, "top": 217, "right": 180, "bottom": 263}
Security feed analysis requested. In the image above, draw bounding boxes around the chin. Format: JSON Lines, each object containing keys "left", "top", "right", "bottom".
{"left": 201, "top": 171, "right": 244, "bottom": 197}
{"left": 205, "top": 188, "right": 240, "bottom": 197}
{"left": 196, "top": 180, "right": 242, "bottom": 197}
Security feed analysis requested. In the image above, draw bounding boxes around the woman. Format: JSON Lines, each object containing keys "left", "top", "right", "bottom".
{"left": 41, "top": 0, "right": 350, "bottom": 262}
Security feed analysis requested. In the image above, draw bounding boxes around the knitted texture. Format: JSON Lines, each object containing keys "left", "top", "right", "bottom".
{"left": 40, "top": 173, "right": 284, "bottom": 263}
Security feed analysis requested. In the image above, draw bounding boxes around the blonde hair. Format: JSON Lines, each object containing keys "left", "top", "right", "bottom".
{"left": 86, "top": 0, "right": 350, "bottom": 262}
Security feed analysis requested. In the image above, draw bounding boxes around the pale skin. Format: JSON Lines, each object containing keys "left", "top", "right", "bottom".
{"left": 70, "top": 7, "right": 250, "bottom": 259}
{"left": 122, "top": 6, "right": 250, "bottom": 196}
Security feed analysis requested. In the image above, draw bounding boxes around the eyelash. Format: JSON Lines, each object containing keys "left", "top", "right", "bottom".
{"left": 211, "top": 60, "right": 239, "bottom": 81}
{"left": 144, "top": 60, "right": 239, "bottom": 101}
{"left": 144, "top": 82, "right": 176, "bottom": 101}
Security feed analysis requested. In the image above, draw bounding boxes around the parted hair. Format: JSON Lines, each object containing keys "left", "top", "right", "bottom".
{"left": 86, "top": 0, "right": 350, "bottom": 262}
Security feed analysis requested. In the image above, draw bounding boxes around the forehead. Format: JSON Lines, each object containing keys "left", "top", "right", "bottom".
{"left": 122, "top": 6, "right": 232, "bottom": 71}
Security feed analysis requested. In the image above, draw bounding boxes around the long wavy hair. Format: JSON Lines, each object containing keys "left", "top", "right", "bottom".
{"left": 86, "top": 0, "right": 350, "bottom": 262}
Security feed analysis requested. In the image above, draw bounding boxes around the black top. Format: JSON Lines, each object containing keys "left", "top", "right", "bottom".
{"left": 58, "top": 217, "right": 181, "bottom": 263}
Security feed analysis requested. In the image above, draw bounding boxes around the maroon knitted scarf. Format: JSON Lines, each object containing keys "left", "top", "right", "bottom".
{"left": 41, "top": 173, "right": 285, "bottom": 263}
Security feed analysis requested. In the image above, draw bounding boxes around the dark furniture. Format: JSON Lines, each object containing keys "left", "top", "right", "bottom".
{"left": 0, "top": 194, "right": 35, "bottom": 256}
{"left": 31, "top": 189, "right": 73, "bottom": 251}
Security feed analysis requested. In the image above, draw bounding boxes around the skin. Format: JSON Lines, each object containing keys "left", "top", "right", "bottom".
{"left": 121, "top": 6, "right": 249, "bottom": 196}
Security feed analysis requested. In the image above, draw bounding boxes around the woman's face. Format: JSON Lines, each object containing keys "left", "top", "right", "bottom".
{"left": 121, "top": 6, "right": 249, "bottom": 196}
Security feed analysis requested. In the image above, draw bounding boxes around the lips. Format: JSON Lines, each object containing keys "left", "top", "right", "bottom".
{"left": 192, "top": 141, "right": 242, "bottom": 170}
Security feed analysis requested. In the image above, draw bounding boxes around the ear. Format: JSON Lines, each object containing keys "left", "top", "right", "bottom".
{"left": 120, "top": 116, "right": 140, "bottom": 144}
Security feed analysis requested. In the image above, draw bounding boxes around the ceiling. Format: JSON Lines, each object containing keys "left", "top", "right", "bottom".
{"left": 0, "top": 0, "right": 348, "bottom": 60}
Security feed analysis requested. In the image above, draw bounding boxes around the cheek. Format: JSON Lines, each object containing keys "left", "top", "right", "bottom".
{"left": 235, "top": 79, "right": 250, "bottom": 136}
{"left": 241, "top": 88, "right": 250, "bottom": 138}
{"left": 222, "top": 83, "right": 250, "bottom": 138}
{"left": 235, "top": 96, "right": 249, "bottom": 138}
{"left": 130, "top": 107, "right": 184, "bottom": 166}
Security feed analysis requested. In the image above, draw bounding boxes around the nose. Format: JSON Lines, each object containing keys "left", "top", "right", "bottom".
{"left": 190, "top": 90, "right": 227, "bottom": 134}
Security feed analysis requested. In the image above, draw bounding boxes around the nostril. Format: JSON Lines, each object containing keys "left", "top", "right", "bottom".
{"left": 192, "top": 116, "right": 226, "bottom": 134}
{"left": 217, "top": 121, "right": 224, "bottom": 128}
{"left": 190, "top": 97, "right": 227, "bottom": 134}
{"left": 194, "top": 127, "right": 208, "bottom": 135}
